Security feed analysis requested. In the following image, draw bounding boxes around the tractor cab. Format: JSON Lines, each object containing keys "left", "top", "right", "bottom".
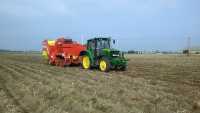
{"left": 81, "top": 37, "right": 127, "bottom": 72}
{"left": 87, "top": 38, "right": 112, "bottom": 57}
{"left": 87, "top": 38, "right": 111, "bottom": 50}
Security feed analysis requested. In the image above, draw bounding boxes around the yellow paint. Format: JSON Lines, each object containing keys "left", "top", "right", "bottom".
{"left": 47, "top": 40, "right": 55, "bottom": 46}
{"left": 100, "top": 60, "right": 107, "bottom": 71}
{"left": 82, "top": 56, "right": 90, "bottom": 69}
{"left": 42, "top": 51, "right": 48, "bottom": 59}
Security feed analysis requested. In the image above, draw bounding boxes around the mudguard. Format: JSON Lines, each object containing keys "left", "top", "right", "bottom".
{"left": 80, "top": 50, "right": 94, "bottom": 65}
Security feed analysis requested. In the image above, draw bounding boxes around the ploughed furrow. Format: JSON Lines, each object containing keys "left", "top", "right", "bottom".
{"left": 0, "top": 63, "right": 74, "bottom": 113}
{"left": 5, "top": 64, "right": 52, "bottom": 86}
{"left": 12, "top": 63, "right": 87, "bottom": 88}
{"left": 8, "top": 59, "right": 81, "bottom": 78}
{"left": 0, "top": 64, "right": 75, "bottom": 113}
{"left": 0, "top": 75, "right": 29, "bottom": 113}
{"left": 0, "top": 87, "right": 24, "bottom": 113}
{"left": 19, "top": 62, "right": 101, "bottom": 84}
{"left": 0, "top": 64, "right": 39, "bottom": 86}
{"left": 9, "top": 64, "right": 102, "bottom": 113}
{"left": 0, "top": 63, "right": 104, "bottom": 113}
{"left": 19, "top": 63, "right": 76, "bottom": 81}
{"left": 9, "top": 63, "right": 62, "bottom": 85}
{"left": 9, "top": 61, "right": 107, "bottom": 89}
{"left": 27, "top": 64, "right": 106, "bottom": 90}
{"left": 0, "top": 65, "right": 35, "bottom": 113}
{"left": 2, "top": 57, "right": 115, "bottom": 81}
{"left": 14, "top": 64, "right": 139, "bottom": 113}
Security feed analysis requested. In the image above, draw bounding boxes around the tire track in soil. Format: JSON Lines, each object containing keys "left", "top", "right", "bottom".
{"left": 4, "top": 64, "right": 70, "bottom": 113}
{"left": 2, "top": 59, "right": 138, "bottom": 93}
{"left": 10, "top": 64, "right": 73, "bottom": 87}
{"left": 1, "top": 58, "right": 154, "bottom": 113}
{"left": 10, "top": 62, "right": 103, "bottom": 89}
{"left": 118, "top": 64, "right": 200, "bottom": 88}
{"left": 15, "top": 63, "right": 76, "bottom": 82}
{"left": 4, "top": 65, "right": 51, "bottom": 88}
{"left": 19, "top": 63, "right": 99, "bottom": 84}
{"left": 0, "top": 65, "right": 30, "bottom": 113}
{"left": 17, "top": 64, "right": 123, "bottom": 113}
{"left": 0, "top": 64, "right": 62, "bottom": 113}
{"left": 0, "top": 64, "right": 38, "bottom": 87}
{"left": 2, "top": 57, "right": 120, "bottom": 81}
{"left": 2, "top": 63, "right": 97, "bottom": 113}
{"left": 10, "top": 59, "right": 78, "bottom": 77}
{"left": 25, "top": 63, "right": 104, "bottom": 91}
{"left": 0, "top": 64, "right": 67, "bottom": 113}
{"left": 9, "top": 64, "right": 60, "bottom": 85}
{"left": 11, "top": 63, "right": 85, "bottom": 89}
{"left": 5, "top": 60, "right": 130, "bottom": 84}
{"left": 13, "top": 64, "right": 91, "bottom": 113}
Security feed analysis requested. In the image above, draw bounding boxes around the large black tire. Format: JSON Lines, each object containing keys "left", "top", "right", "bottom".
{"left": 99, "top": 57, "right": 111, "bottom": 72}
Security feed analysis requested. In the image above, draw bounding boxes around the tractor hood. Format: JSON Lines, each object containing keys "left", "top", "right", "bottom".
{"left": 102, "top": 48, "right": 121, "bottom": 57}
{"left": 102, "top": 48, "right": 119, "bottom": 53}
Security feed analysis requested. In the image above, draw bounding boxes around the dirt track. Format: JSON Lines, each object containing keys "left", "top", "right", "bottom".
{"left": 0, "top": 53, "right": 200, "bottom": 113}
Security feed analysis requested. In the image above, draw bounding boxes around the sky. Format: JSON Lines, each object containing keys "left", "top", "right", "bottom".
{"left": 0, "top": 0, "right": 200, "bottom": 51}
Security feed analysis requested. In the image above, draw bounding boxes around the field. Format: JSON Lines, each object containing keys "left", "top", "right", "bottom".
{"left": 0, "top": 53, "right": 200, "bottom": 113}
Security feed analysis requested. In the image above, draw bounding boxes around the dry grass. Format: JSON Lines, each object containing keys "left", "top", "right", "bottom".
{"left": 0, "top": 53, "right": 200, "bottom": 113}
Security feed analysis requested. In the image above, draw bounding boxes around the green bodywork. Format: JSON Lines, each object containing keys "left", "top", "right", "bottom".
{"left": 80, "top": 37, "right": 127, "bottom": 69}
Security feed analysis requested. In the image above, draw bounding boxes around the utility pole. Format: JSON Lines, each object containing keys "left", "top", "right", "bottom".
{"left": 81, "top": 35, "right": 84, "bottom": 45}
{"left": 187, "top": 37, "right": 191, "bottom": 56}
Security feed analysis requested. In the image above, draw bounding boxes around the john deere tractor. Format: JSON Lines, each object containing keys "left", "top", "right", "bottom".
{"left": 80, "top": 37, "right": 127, "bottom": 72}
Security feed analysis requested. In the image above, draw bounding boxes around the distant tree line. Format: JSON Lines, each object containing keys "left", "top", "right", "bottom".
{"left": 127, "top": 50, "right": 143, "bottom": 54}
{"left": 0, "top": 49, "right": 40, "bottom": 54}
{"left": 127, "top": 50, "right": 183, "bottom": 54}
{"left": 183, "top": 49, "right": 200, "bottom": 54}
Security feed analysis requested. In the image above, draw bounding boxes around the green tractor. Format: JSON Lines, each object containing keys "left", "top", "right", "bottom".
{"left": 80, "top": 37, "right": 127, "bottom": 72}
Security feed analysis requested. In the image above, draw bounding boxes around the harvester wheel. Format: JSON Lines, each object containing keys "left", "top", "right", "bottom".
{"left": 48, "top": 60, "right": 54, "bottom": 65}
{"left": 59, "top": 59, "right": 65, "bottom": 67}
{"left": 82, "top": 55, "right": 91, "bottom": 69}
{"left": 55, "top": 58, "right": 60, "bottom": 66}
{"left": 99, "top": 57, "right": 110, "bottom": 72}
{"left": 55, "top": 57, "right": 65, "bottom": 67}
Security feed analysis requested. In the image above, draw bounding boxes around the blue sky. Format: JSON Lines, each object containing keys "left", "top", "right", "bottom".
{"left": 0, "top": 0, "right": 199, "bottom": 51}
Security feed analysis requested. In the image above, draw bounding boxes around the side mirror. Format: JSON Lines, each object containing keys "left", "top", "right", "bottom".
{"left": 113, "top": 39, "right": 116, "bottom": 44}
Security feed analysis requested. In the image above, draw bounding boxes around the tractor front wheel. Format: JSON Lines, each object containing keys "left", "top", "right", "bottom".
{"left": 99, "top": 57, "right": 110, "bottom": 72}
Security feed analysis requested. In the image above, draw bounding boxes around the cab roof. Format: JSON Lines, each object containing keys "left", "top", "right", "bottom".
{"left": 87, "top": 37, "right": 111, "bottom": 41}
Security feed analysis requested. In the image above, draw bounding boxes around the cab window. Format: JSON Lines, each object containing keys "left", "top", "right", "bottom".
{"left": 87, "top": 40, "right": 95, "bottom": 50}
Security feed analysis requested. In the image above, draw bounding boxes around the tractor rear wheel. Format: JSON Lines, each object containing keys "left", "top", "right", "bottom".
{"left": 82, "top": 55, "right": 91, "bottom": 69}
{"left": 99, "top": 57, "right": 110, "bottom": 72}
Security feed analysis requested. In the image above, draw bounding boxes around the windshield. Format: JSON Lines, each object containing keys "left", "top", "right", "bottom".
{"left": 97, "top": 39, "right": 110, "bottom": 49}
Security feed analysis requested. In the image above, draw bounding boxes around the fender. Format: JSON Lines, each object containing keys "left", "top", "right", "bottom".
{"left": 79, "top": 50, "right": 94, "bottom": 65}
